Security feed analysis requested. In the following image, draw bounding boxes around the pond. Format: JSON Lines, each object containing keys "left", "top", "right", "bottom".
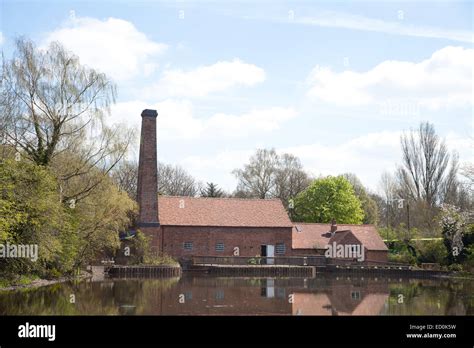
{"left": 0, "top": 275, "right": 473, "bottom": 315}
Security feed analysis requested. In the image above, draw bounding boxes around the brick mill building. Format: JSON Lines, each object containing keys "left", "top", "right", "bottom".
{"left": 136, "top": 109, "right": 388, "bottom": 263}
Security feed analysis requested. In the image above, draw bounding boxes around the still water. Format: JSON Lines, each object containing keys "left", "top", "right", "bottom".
{"left": 1, "top": 275, "right": 473, "bottom": 315}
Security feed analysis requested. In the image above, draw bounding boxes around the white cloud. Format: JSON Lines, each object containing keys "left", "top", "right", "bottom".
{"left": 109, "top": 99, "right": 201, "bottom": 140}
{"left": 293, "top": 12, "right": 473, "bottom": 43}
{"left": 43, "top": 16, "right": 167, "bottom": 81}
{"left": 283, "top": 131, "right": 402, "bottom": 189}
{"left": 146, "top": 59, "right": 265, "bottom": 98}
{"left": 307, "top": 46, "right": 474, "bottom": 109}
{"left": 0, "top": 32, "right": 4, "bottom": 45}
{"left": 206, "top": 107, "right": 297, "bottom": 136}
{"left": 110, "top": 100, "right": 296, "bottom": 140}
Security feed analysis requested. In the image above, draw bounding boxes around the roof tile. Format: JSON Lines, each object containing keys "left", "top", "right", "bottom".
{"left": 292, "top": 223, "right": 388, "bottom": 251}
{"left": 158, "top": 196, "right": 293, "bottom": 228}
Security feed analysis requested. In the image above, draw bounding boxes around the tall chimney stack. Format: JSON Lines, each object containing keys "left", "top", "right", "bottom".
{"left": 137, "top": 109, "right": 160, "bottom": 227}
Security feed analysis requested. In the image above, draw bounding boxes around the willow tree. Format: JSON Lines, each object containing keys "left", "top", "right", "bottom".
{"left": 1, "top": 38, "right": 133, "bottom": 203}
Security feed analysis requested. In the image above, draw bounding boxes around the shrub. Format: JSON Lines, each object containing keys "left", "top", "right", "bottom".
{"left": 415, "top": 240, "right": 448, "bottom": 265}
{"left": 388, "top": 251, "right": 417, "bottom": 265}
{"left": 448, "top": 264, "right": 463, "bottom": 272}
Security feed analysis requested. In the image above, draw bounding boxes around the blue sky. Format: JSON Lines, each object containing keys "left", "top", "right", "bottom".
{"left": 1, "top": 0, "right": 473, "bottom": 193}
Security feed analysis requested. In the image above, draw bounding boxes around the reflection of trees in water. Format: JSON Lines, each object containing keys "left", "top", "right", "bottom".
{"left": 0, "top": 277, "right": 179, "bottom": 315}
{"left": 0, "top": 276, "right": 472, "bottom": 315}
{"left": 112, "top": 278, "right": 180, "bottom": 315}
{"left": 387, "top": 278, "right": 473, "bottom": 315}
{"left": 0, "top": 281, "right": 119, "bottom": 315}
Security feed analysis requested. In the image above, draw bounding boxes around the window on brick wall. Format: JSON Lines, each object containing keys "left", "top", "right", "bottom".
{"left": 215, "top": 242, "right": 224, "bottom": 252}
{"left": 351, "top": 291, "right": 360, "bottom": 300}
{"left": 184, "top": 291, "right": 193, "bottom": 300}
{"left": 276, "top": 243, "right": 286, "bottom": 255}
{"left": 183, "top": 242, "right": 193, "bottom": 251}
{"left": 215, "top": 289, "right": 225, "bottom": 300}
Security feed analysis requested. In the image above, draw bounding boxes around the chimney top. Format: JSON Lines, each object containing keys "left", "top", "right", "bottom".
{"left": 330, "top": 219, "right": 337, "bottom": 233}
{"left": 141, "top": 109, "right": 158, "bottom": 118}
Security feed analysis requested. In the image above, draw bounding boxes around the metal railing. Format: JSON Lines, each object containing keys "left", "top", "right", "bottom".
{"left": 327, "top": 258, "right": 412, "bottom": 269}
{"left": 192, "top": 255, "right": 326, "bottom": 266}
{"left": 192, "top": 256, "right": 412, "bottom": 269}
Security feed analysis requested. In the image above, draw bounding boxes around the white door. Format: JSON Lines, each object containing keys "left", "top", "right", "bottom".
{"left": 267, "top": 245, "right": 275, "bottom": 265}
{"left": 266, "top": 278, "right": 275, "bottom": 298}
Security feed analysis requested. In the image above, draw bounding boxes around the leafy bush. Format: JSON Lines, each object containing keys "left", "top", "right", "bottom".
{"left": 414, "top": 240, "right": 448, "bottom": 265}
{"left": 448, "top": 264, "right": 463, "bottom": 272}
{"left": 247, "top": 256, "right": 262, "bottom": 265}
{"left": 125, "top": 230, "right": 178, "bottom": 266}
{"left": 388, "top": 251, "right": 417, "bottom": 265}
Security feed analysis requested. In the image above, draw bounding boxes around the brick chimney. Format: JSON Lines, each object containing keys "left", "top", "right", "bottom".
{"left": 137, "top": 109, "right": 160, "bottom": 227}
{"left": 330, "top": 219, "right": 337, "bottom": 233}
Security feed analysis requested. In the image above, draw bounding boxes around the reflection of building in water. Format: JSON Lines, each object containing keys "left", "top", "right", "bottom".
{"left": 157, "top": 277, "right": 291, "bottom": 315}
{"left": 126, "top": 276, "right": 389, "bottom": 316}
{"left": 291, "top": 279, "right": 389, "bottom": 316}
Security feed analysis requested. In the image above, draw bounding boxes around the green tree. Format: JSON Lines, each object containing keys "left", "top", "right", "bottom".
{"left": 67, "top": 171, "right": 136, "bottom": 271}
{"left": 342, "top": 173, "right": 378, "bottom": 224}
{"left": 0, "top": 158, "right": 69, "bottom": 277}
{"left": 200, "top": 182, "right": 225, "bottom": 197}
{"left": 293, "top": 175, "right": 364, "bottom": 224}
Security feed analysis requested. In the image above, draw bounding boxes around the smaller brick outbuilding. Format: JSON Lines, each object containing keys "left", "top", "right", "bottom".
{"left": 292, "top": 222, "right": 388, "bottom": 262}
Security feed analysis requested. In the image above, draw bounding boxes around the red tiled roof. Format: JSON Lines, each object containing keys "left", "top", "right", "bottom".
{"left": 292, "top": 223, "right": 388, "bottom": 251}
{"left": 158, "top": 196, "right": 293, "bottom": 228}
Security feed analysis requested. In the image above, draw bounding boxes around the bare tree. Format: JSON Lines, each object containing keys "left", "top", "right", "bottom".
{"left": 274, "top": 153, "right": 311, "bottom": 207}
{"left": 342, "top": 173, "right": 378, "bottom": 224}
{"left": 378, "top": 172, "right": 401, "bottom": 227}
{"left": 397, "top": 122, "right": 457, "bottom": 206}
{"left": 232, "top": 148, "right": 310, "bottom": 205}
{"left": 111, "top": 159, "right": 139, "bottom": 199}
{"left": 158, "top": 162, "right": 201, "bottom": 196}
{"left": 111, "top": 160, "right": 201, "bottom": 198}
{"left": 232, "top": 148, "right": 279, "bottom": 199}
{"left": 461, "top": 163, "right": 474, "bottom": 194}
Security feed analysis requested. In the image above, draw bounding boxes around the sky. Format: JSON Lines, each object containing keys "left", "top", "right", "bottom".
{"left": 1, "top": 0, "right": 473, "bottom": 194}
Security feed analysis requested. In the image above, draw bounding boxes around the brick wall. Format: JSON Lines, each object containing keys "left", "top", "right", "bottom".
{"left": 291, "top": 248, "right": 388, "bottom": 262}
{"left": 154, "top": 225, "right": 292, "bottom": 260}
{"left": 365, "top": 251, "right": 388, "bottom": 262}
{"left": 141, "top": 226, "right": 388, "bottom": 262}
